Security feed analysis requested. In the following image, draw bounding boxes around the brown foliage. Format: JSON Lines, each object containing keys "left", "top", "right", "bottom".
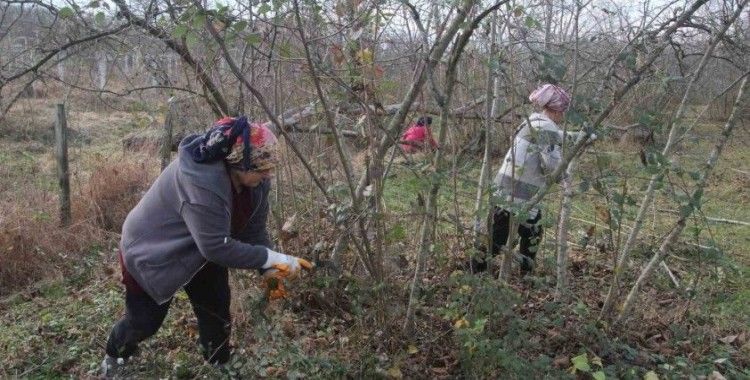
{"left": 75, "top": 158, "right": 156, "bottom": 232}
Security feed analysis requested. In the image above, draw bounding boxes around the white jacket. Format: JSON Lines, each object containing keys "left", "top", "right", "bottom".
{"left": 493, "top": 112, "right": 580, "bottom": 210}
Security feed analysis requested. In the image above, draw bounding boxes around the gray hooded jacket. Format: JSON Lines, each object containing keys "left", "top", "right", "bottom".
{"left": 121, "top": 134, "right": 270, "bottom": 304}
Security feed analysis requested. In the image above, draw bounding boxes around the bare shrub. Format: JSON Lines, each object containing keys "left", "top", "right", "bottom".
{"left": 75, "top": 158, "right": 157, "bottom": 232}
{"left": 700, "top": 89, "right": 749, "bottom": 122}
{"left": 609, "top": 81, "right": 679, "bottom": 126}
{"left": 0, "top": 191, "right": 103, "bottom": 296}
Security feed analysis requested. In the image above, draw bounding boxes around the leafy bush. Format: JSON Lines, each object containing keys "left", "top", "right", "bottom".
{"left": 441, "top": 271, "right": 569, "bottom": 378}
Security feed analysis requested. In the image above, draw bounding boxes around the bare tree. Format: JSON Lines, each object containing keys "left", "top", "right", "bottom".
{"left": 599, "top": 0, "right": 748, "bottom": 319}
{"left": 615, "top": 73, "right": 748, "bottom": 326}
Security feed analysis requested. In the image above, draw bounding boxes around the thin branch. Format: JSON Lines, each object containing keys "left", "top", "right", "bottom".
{"left": 112, "top": 0, "right": 229, "bottom": 116}
{"left": 600, "top": 0, "right": 746, "bottom": 319}
{"left": 614, "top": 75, "right": 749, "bottom": 326}
{"left": 191, "top": 0, "right": 333, "bottom": 204}
{"left": 1, "top": 24, "right": 129, "bottom": 85}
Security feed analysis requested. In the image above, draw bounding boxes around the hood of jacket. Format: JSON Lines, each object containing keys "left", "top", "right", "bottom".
{"left": 178, "top": 134, "right": 232, "bottom": 205}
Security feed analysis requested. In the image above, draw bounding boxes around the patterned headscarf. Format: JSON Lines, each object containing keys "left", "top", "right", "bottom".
{"left": 529, "top": 84, "right": 571, "bottom": 112}
{"left": 192, "top": 116, "right": 279, "bottom": 171}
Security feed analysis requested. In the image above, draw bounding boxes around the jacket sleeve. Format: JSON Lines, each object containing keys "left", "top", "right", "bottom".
{"left": 181, "top": 200, "right": 269, "bottom": 269}
{"left": 538, "top": 128, "right": 587, "bottom": 173}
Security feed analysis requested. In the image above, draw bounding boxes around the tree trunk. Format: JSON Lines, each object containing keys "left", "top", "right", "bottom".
{"left": 404, "top": 3, "right": 507, "bottom": 331}
{"left": 554, "top": 158, "right": 577, "bottom": 301}
{"left": 472, "top": 12, "right": 500, "bottom": 253}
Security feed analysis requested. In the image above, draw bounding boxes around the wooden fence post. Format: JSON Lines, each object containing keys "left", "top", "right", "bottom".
{"left": 55, "top": 103, "right": 71, "bottom": 226}
{"left": 160, "top": 97, "right": 175, "bottom": 171}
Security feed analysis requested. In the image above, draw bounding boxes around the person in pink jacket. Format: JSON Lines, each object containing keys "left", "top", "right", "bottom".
{"left": 400, "top": 116, "right": 437, "bottom": 153}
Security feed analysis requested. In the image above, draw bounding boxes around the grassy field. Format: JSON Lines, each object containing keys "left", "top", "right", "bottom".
{"left": 0, "top": 99, "right": 748, "bottom": 378}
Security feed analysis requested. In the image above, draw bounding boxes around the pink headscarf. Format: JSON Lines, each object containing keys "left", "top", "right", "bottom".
{"left": 529, "top": 84, "right": 571, "bottom": 112}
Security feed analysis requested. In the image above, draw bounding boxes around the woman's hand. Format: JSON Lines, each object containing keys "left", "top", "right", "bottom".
{"left": 262, "top": 248, "right": 313, "bottom": 278}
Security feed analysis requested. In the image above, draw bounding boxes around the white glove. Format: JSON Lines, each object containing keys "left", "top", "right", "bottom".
{"left": 261, "top": 249, "right": 314, "bottom": 300}
{"left": 263, "top": 248, "right": 301, "bottom": 274}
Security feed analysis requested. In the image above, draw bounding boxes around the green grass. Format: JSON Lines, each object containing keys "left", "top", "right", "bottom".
{"left": 0, "top": 141, "right": 57, "bottom": 194}
{"left": 567, "top": 123, "right": 750, "bottom": 333}
{"left": 0, "top": 251, "right": 119, "bottom": 377}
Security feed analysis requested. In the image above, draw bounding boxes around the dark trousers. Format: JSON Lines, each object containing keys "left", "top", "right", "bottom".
{"left": 105, "top": 257, "right": 232, "bottom": 364}
{"left": 473, "top": 207, "right": 544, "bottom": 274}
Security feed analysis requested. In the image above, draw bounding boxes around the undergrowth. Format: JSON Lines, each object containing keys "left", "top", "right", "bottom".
{"left": 0, "top": 189, "right": 101, "bottom": 295}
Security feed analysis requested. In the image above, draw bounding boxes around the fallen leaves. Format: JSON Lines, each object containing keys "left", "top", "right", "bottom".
{"left": 386, "top": 365, "right": 403, "bottom": 379}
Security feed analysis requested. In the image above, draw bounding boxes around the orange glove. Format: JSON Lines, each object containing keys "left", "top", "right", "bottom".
{"left": 263, "top": 257, "right": 314, "bottom": 300}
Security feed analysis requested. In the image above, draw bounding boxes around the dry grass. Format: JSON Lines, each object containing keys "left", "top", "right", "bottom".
{"left": 0, "top": 190, "right": 98, "bottom": 296}
{"left": 0, "top": 155, "right": 157, "bottom": 296}
{"left": 0, "top": 100, "right": 57, "bottom": 142}
{"left": 0, "top": 88, "right": 160, "bottom": 296}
